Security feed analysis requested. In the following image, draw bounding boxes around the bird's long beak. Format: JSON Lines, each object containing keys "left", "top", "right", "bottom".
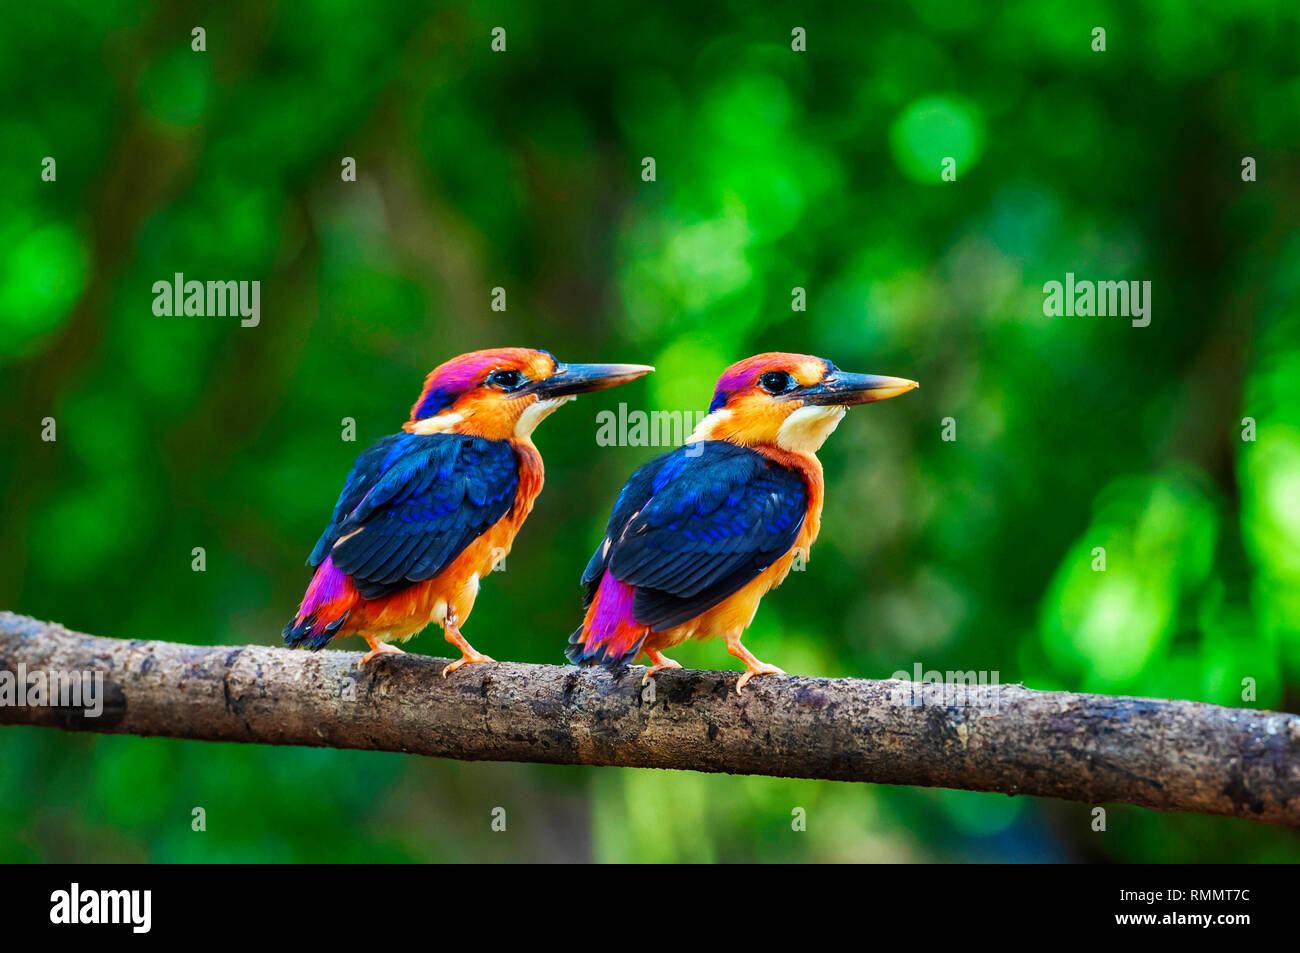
{"left": 797, "top": 372, "right": 919, "bottom": 406}
{"left": 531, "top": 362, "right": 655, "bottom": 398}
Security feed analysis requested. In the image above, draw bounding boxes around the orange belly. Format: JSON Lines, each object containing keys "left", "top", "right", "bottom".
{"left": 339, "top": 517, "right": 518, "bottom": 642}
{"left": 642, "top": 542, "right": 807, "bottom": 653}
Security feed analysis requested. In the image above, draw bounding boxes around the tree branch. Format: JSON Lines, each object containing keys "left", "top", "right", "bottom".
{"left": 1, "top": 611, "right": 1297, "bottom": 825}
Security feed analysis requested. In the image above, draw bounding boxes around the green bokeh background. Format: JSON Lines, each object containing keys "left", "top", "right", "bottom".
{"left": 3, "top": 0, "right": 1299, "bottom": 862}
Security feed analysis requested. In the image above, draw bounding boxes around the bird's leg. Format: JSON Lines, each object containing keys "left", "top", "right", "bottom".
{"left": 360, "top": 634, "right": 405, "bottom": 665}
{"left": 641, "top": 648, "right": 683, "bottom": 685}
{"left": 725, "top": 636, "right": 785, "bottom": 694}
{"left": 441, "top": 610, "right": 494, "bottom": 678}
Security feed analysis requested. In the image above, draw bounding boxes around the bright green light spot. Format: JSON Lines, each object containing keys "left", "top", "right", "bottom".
{"left": 0, "top": 222, "right": 87, "bottom": 355}
{"left": 652, "top": 338, "right": 727, "bottom": 414}
{"left": 1072, "top": 575, "right": 1165, "bottom": 681}
{"left": 1244, "top": 429, "right": 1300, "bottom": 577}
{"left": 890, "top": 95, "right": 985, "bottom": 183}
{"left": 663, "top": 213, "right": 754, "bottom": 311}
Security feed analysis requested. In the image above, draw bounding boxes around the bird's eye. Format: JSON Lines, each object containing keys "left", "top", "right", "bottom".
{"left": 487, "top": 369, "right": 526, "bottom": 391}
{"left": 759, "top": 371, "right": 796, "bottom": 394}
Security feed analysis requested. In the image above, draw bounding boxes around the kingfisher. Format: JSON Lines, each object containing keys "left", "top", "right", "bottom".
{"left": 284, "top": 347, "right": 653, "bottom": 674}
{"left": 567, "top": 352, "right": 917, "bottom": 692}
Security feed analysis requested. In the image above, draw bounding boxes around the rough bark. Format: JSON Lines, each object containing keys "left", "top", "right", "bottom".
{"left": 1, "top": 611, "right": 1297, "bottom": 825}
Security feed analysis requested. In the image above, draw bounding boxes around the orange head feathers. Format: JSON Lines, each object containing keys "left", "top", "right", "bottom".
{"left": 691, "top": 351, "right": 918, "bottom": 452}
{"left": 406, "top": 347, "right": 654, "bottom": 441}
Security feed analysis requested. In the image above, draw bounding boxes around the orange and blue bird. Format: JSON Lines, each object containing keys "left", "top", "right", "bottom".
{"left": 567, "top": 352, "right": 917, "bottom": 692}
{"left": 285, "top": 347, "right": 653, "bottom": 674}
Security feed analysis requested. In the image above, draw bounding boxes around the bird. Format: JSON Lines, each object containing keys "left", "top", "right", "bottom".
{"left": 567, "top": 352, "right": 917, "bottom": 693}
{"left": 284, "top": 347, "right": 653, "bottom": 675}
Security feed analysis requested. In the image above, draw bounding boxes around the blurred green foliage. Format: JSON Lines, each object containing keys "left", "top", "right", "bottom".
{"left": 2, "top": 0, "right": 1299, "bottom": 861}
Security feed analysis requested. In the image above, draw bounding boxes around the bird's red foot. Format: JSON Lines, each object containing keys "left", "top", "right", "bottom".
{"left": 734, "top": 663, "right": 785, "bottom": 694}
{"left": 641, "top": 649, "right": 683, "bottom": 685}
{"left": 441, "top": 651, "right": 495, "bottom": 678}
{"left": 725, "top": 637, "right": 784, "bottom": 694}
{"left": 441, "top": 617, "right": 493, "bottom": 678}
{"left": 360, "top": 640, "right": 405, "bottom": 665}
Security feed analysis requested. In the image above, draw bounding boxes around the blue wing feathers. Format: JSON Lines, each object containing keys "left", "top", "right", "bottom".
{"left": 309, "top": 432, "right": 519, "bottom": 600}
{"left": 580, "top": 450, "right": 673, "bottom": 607}
{"left": 586, "top": 441, "right": 806, "bottom": 631}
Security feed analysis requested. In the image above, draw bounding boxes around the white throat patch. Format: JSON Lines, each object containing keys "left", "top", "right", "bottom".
{"left": 515, "top": 396, "right": 574, "bottom": 438}
{"left": 776, "top": 405, "right": 846, "bottom": 453}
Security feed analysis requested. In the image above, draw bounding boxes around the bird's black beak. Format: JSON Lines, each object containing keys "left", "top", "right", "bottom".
{"left": 531, "top": 362, "right": 655, "bottom": 399}
{"left": 796, "top": 372, "right": 919, "bottom": 406}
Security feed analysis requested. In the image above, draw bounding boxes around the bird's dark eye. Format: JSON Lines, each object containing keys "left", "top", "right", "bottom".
{"left": 759, "top": 371, "right": 796, "bottom": 394}
{"left": 487, "top": 369, "right": 526, "bottom": 391}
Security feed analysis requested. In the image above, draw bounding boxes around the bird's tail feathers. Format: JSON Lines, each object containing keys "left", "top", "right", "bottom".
{"left": 565, "top": 572, "right": 647, "bottom": 668}
{"left": 283, "top": 555, "right": 359, "bottom": 650}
